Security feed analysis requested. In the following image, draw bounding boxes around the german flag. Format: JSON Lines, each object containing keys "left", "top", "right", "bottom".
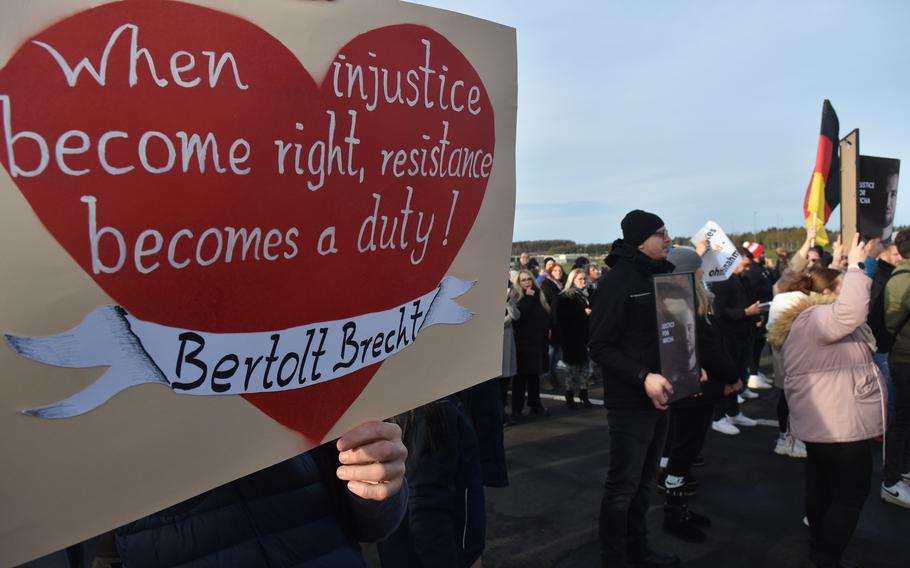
{"left": 803, "top": 100, "right": 840, "bottom": 245}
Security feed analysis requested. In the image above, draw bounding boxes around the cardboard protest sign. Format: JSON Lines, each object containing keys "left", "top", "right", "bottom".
{"left": 691, "top": 220, "right": 740, "bottom": 282}
{"left": 653, "top": 273, "right": 701, "bottom": 403}
{"left": 858, "top": 155, "right": 900, "bottom": 244}
{"left": 0, "top": 0, "right": 516, "bottom": 564}
{"left": 840, "top": 129, "right": 859, "bottom": 254}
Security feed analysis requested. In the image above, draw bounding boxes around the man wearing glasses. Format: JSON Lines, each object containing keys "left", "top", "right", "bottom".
{"left": 589, "top": 210, "right": 680, "bottom": 567}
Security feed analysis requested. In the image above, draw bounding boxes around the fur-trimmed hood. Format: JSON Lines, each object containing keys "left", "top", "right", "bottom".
{"left": 767, "top": 293, "right": 835, "bottom": 350}
{"left": 767, "top": 291, "right": 877, "bottom": 353}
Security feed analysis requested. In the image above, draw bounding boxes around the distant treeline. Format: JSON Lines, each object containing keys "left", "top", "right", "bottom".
{"left": 513, "top": 226, "right": 910, "bottom": 259}
{"left": 511, "top": 240, "right": 610, "bottom": 257}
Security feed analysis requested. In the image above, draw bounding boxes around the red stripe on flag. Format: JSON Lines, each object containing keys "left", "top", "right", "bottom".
{"left": 814, "top": 135, "right": 834, "bottom": 180}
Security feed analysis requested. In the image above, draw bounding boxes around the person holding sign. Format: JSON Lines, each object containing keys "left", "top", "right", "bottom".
{"left": 659, "top": 246, "right": 739, "bottom": 544}
{"left": 589, "top": 210, "right": 680, "bottom": 568}
{"left": 709, "top": 249, "right": 760, "bottom": 435}
{"left": 768, "top": 234, "right": 884, "bottom": 568}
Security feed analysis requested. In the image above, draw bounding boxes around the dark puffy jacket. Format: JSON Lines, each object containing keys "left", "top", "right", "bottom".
{"left": 512, "top": 293, "right": 550, "bottom": 375}
{"left": 588, "top": 240, "right": 674, "bottom": 410}
{"left": 379, "top": 398, "right": 485, "bottom": 568}
{"left": 556, "top": 290, "right": 590, "bottom": 365}
{"left": 711, "top": 273, "right": 759, "bottom": 337}
{"left": 115, "top": 444, "right": 408, "bottom": 568}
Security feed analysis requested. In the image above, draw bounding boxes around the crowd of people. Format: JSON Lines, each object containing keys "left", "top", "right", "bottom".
{"left": 502, "top": 210, "right": 907, "bottom": 567}
{"left": 28, "top": 210, "right": 908, "bottom": 568}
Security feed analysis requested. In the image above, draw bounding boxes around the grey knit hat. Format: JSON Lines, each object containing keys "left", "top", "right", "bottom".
{"left": 667, "top": 246, "right": 702, "bottom": 273}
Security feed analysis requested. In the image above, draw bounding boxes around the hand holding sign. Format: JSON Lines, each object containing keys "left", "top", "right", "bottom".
{"left": 336, "top": 420, "right": 408, "bottom": 501}
{"left": 847, "top": 232, "right": 868, "bottom": 266}
{"left": 644, "top": 372, "right": 674, "bottom": 410}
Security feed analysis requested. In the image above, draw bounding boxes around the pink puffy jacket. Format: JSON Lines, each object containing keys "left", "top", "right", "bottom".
{"left": 768, "top": 269, "right": 886, "bottom": 443}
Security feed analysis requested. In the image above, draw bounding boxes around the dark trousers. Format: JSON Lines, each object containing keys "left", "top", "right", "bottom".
{"left": 511, "top": 373, "right": 541, "bottom": 414}
{"left": 599, "top": 408, "right": 668, "bottom": 564}
{"left": 664, "top": 404, "right": 713, "bottom": 478}
{"left": 714, "top": 334, "right": 750, "bottom": 420}
{"left": 777, "top": 391, "right": 790, "bottom": 434}
{"left": 885, "top": 361, "right": 910, "bottom": 485}
{"left": 804, "top": 440, "right": 872, "bottom": 567}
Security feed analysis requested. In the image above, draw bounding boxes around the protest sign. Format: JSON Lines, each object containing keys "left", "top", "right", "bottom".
{"left": 858, "top": 155, "right": 900, "bottom": 244}
{"left": 0, "top": 0, "right": 517, "bottom": 563}
{"left": 691, "top": 220, "right": 740, "bottom": 282}
{"left": 653, "top": 273, "right": 701, "bottom": 403}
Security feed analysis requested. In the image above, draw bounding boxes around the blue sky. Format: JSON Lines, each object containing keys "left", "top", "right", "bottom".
{"left": 411, "top": 0, "right": 910, "bottom": 244}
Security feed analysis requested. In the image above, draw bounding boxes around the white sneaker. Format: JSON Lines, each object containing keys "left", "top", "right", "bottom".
{"left": 902, "top": 472, "right": 910, "bottom": 484}
{"left": 728, "top": 412, "right": 757, "bottom": 427}
{"left": 748, "top": 374, "right": 773, "bottom": 390}
{"left": 712, "top": 417, "right": 741, "bottom": 435}
{"left": 789, "top": 439, "right": 807, "bottom": 458}
{"left": 881, "top": 481, "right": 910, "bottom": 509}
{"left": 774, "top": 433, "right": 794, "bottom": 456}
{"left": 803, "top": 516, "right": 809, "bottom": 527}
{"left": 737, "top": 395, "right": 745, "bottom": 404}
{"left": 740, "top": 388, "right": 759, "bottom": 399}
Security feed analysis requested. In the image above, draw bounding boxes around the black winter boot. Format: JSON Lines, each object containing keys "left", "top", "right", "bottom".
{"left": 663, "top": 485, "right": 708, "bottom": 543}
{"left": 565, "top": 390, "right": 578, "bottom": 409}
{"left": 580, "top": 388, "right": 594, "bottom": 408}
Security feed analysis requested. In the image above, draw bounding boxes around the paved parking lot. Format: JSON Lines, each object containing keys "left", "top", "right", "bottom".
{"left": 368, "top": 379, "right": 906, "bottom": 567}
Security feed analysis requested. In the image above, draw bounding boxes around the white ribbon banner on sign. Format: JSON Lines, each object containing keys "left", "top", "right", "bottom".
{"left": 5, "top": 276, "right": 475, "bottom": 418}
{"left": 691, "top": 220, "right": 740, "bottom": 283}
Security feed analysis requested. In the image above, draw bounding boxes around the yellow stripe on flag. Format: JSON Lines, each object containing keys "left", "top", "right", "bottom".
{"left": 805, "top": 171, "right": 829, "bottom": 246}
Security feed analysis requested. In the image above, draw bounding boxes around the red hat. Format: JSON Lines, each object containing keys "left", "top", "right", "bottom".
{"left": 743, "top": 241, "right": 765, "bottom": 258}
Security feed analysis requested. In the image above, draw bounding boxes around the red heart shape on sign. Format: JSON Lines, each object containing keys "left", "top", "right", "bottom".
{"left": 0, "top": 1, "right": 493, "bottom": 442}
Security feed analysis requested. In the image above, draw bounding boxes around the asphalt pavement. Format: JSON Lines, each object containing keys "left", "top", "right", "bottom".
{"left": 366, "top": 369, "right": 908, "bottom": 567}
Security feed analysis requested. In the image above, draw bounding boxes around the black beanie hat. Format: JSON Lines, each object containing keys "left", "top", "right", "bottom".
{"left": 621, "top": 210, "right": 665, "bottom": 247}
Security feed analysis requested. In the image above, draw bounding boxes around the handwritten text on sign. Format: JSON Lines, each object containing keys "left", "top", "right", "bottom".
{"left": 0, "top": 2, "right": 496, "bottom": 430}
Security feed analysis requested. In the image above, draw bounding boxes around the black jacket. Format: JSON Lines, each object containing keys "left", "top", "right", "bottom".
{"left": 871, "top": 259, "right": 896, "bottom": 307}
{"left": 869, "top": 259, "right": 896, "bottom": 353}
{"left": 379, "top": 398, "right": 485, "bottom": 568}
{"left": 588, "top": 240, "right": 674, "bottom": 410}
{"left": 743, "top": 261, "right": 774, "bottom": 302}
{"left": 540, "top": 278, "right": 562, "bottom": 346}
{"left": 512, "top": 293, "right": 550, "bottom": 375}
{"left": 115, "top": 445, "right": 407, "bottom": 568}
{"left": 711, "top": 273, "right": 759, "bottom": 337}
{"left": 556, "top": 290, "right": 590, "bottom": 365}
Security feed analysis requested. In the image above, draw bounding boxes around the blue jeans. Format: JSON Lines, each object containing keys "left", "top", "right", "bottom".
{"left": 599, "top": 408, "right": 668, "bottom": 564}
